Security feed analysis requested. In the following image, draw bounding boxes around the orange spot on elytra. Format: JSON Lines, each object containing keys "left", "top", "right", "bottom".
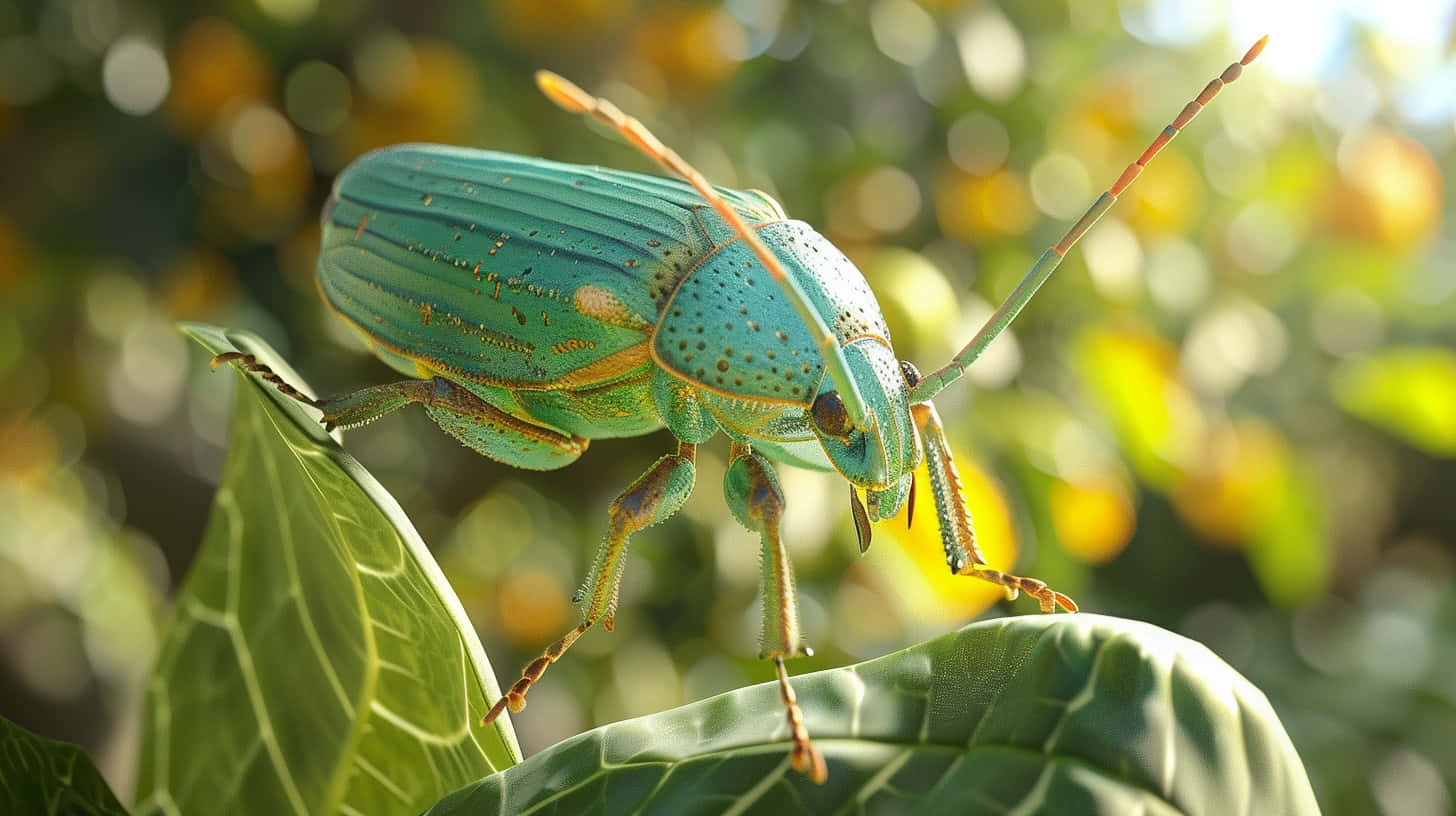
{"left": 550, "top": 337, "right": 597, "bottom": 354}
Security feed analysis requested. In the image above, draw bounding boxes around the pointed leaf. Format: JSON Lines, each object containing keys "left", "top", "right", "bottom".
{"left": 135, "top": 324, "right": 520, "bottom": 816}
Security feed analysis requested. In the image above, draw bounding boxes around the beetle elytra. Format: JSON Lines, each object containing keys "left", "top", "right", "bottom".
{"left": 215, "top": 36, "right": 1267, "bottom": 784}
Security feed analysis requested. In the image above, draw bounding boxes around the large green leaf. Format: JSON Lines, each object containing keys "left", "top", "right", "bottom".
{"left": 428, "top": 614, "right": 1319, "bottom": 815}
{"left": 134, "top": 324, "right": 519, "bottom": 816}
{"left": 0, "top": 715, "right": 129, "bottom": 816}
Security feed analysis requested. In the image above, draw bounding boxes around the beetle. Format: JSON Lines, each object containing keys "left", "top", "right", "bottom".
{"left": 216, "top": 37, "right": 1266, "bottom": 783}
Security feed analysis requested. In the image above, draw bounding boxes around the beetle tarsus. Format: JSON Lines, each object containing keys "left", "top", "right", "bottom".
{"left": 776, "top": 656, "right": 827, "bottom": 784}
{"left": 481, "top": 622, "right": 591, "bottom": 726}
{"left": 210, "top": 352, "right": 320, "bottom": 408}
{"left": 962, "top": 566, "right": 1079, "bottom": 613}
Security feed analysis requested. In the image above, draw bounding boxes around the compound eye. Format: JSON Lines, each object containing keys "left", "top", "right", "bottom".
{"left": 899, "top": 360, "right": 922, "bottom": 388}
{"left": 811, "top": 390, "right": 852, "bottom": 438}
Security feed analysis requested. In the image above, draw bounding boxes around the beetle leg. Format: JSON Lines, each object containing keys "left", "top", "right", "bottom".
{"left": 723, "top": 442, "right": 827, "bottom": 785}
{"left": 418, "top": 387, "right": 587, "bottom": 471}
{"left": 215, "top": 352, "right": 587, "bottom": 470}
{"left": 911, "top": 402, "right": 1078, "bottom": 614}
{"left": 482, "top": 442, "right": 697, "bottom": 726}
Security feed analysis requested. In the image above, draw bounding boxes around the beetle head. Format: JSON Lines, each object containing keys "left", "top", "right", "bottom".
{"left": 810, "top": 338, "right": 920, "bottom": 518}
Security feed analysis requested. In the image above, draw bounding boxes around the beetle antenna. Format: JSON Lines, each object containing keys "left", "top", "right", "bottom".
{"left": 909, "top": 36, "right": 1268, "bottom": 405}
{"left": 535, "top": 70, "right": 875, "bottom": 432}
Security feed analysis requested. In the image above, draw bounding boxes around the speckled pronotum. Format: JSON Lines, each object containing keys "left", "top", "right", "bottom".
{"left": 214, "top": 36, "right": 1267, "bottom": 784}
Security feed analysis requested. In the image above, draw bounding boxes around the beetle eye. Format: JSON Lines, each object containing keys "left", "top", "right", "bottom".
{"left": 811, "top": 391, "right": 852, "bottom": 438}
{"left": 899, "top": 360, "right": 922, "bottom": 388}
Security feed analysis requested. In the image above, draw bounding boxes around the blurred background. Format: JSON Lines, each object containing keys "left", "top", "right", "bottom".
{"left": 0, "top": 0, "right": 1452, "bottom": 812}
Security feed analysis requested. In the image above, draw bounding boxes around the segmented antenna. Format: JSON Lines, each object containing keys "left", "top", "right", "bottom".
{"left": 909, "top": 36, "right": 1268, "bottom": 405}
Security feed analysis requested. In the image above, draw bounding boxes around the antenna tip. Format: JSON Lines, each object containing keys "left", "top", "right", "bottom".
{"left": 1242, "top": 35, "right": 1269, "bottom": 65}
{"left": 534, "top": 70, "right": 593, "bottom": 114}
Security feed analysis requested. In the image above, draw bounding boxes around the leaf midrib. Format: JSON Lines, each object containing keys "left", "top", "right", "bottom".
{"left": 254, "top": 393, "right": 385, "bottom": 816}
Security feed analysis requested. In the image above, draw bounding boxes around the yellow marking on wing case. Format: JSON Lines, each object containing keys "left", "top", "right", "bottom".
{"left": 574, "top": 285, "right": 653, "bottom": 332}
{"left": 535, "top": 342, "right": 650, "bottom": 390}
{"left": 551, "top": 338, "right": 597, "bottom": 355}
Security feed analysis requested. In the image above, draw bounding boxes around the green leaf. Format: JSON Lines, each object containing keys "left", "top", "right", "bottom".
{"left": 0, "top": 716, "right": 129, "bottom": 816}
{"left": 1333, "top": 346, "right": 1456, "bottom": 457}
{"left": 135, "top": 324, "right": 520, "bottom": 816}
{"left": 428, "top": 614, "right": 1319, "bottom": 815}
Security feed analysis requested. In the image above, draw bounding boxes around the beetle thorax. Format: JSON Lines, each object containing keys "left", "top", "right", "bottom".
{"left": 651, "top": 219, "right": 921, "bottom": 513}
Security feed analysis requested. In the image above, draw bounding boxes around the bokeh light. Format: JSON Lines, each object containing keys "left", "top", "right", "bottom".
{"left": 100, "top": 36, "right": 168, "bottom": 116}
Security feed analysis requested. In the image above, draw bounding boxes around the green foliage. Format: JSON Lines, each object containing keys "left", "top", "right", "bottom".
{"left": 0, "top": 716, "right": 128, "bottom": 816}
{"left": 133, "top": 325, "right": 519, "bottom": 816}
{"left": 427, "top": 615, "right": 1319, "bottom": 815}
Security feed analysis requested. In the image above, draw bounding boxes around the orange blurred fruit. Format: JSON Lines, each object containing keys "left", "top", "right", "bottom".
{"left": 496, "top": 567, "right": 570, "bottom": 646}
{"left": 1170, "top": 419, "right": 1289, "bottom": 548}
{"left": 627, "top": 5, "right": 746, "bottom": 99}
{"left": 346, "top": 39, "right": 483, "bottom": 159}
{"left": 167, "top": 19, "right": 274, "bottom": 138}
{"left": 1327, "top": 127, "right": 1442, "bottom": 250}
{"left": 488, "top": 0, "right": 634, "bottom": 46}
{"left": 935, "top": 165, "right": 1034, "bottom": 245}
{"left": 1050, "top": 474, "right": 1136, "bottom": 564}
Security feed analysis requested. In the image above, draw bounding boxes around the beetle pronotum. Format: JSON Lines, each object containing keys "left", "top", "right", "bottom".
{"left": 216, "top": 36, "right": 1266, "bottom": 783}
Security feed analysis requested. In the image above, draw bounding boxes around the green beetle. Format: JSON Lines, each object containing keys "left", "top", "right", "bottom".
{"left": 218, "top": 38, "right": 1266, "bottom": 783}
